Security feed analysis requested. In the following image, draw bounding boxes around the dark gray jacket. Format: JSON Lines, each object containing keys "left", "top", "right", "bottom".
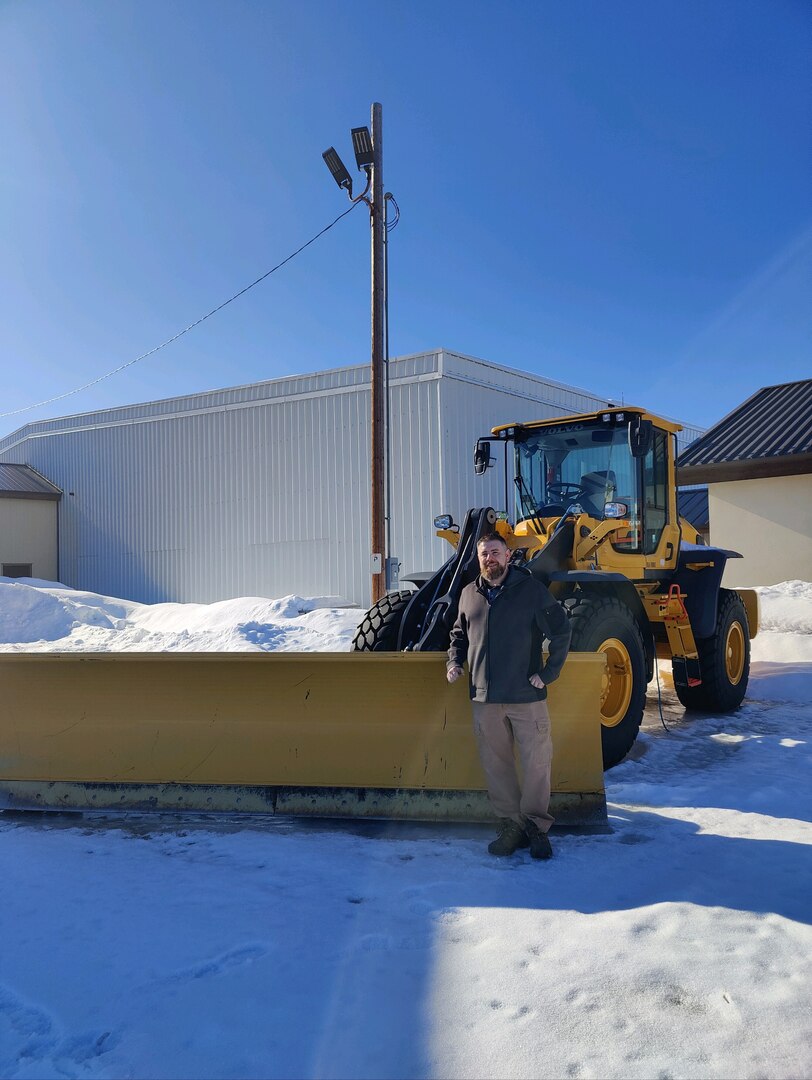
{"left": 447, "top": 566, "right": 571, "bottom": 703}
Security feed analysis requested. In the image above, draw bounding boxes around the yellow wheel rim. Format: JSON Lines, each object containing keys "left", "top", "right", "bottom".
{"left": 598, "top": 638, "right": 633, "bottom": 728}
{"left": 725, "top": 621, "right": 745, "bottom": 685}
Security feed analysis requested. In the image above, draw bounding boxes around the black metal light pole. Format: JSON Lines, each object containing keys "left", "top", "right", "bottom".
{"left": 323, "top": 102, "right": 388, "bottom": 605}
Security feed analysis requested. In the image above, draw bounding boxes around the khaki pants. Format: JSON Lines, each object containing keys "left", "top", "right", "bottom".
{"left": 471, "top": 700, "right": 554, "bottom": 833}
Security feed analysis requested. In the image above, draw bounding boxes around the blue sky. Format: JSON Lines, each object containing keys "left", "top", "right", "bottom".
{"left": 1, "top": 0, "right": 809, "bottom": 437}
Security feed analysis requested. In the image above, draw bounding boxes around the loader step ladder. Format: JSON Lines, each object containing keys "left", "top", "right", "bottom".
{"left": 660, "top": 584, "right": 702, "bottom": 689}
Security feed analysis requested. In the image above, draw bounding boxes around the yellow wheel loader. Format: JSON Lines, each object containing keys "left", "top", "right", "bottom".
{"left": 353, "top": 407, "right": 759, "bottom": 769}
{"left": 0, "top": 406, "right": 756, "bottom": 825}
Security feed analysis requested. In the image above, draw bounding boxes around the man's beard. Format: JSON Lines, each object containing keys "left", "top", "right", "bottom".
{"left": 482, "top": 563, "right": 507, "bottom": 582}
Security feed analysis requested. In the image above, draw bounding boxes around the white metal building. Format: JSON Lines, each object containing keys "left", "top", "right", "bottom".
{"left": 0, "top": 350, "right": 703, "bottom": 606}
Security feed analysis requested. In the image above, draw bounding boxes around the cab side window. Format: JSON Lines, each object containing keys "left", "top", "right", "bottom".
{"left": 643, "top": 430, "right": 668, "bottom": 554}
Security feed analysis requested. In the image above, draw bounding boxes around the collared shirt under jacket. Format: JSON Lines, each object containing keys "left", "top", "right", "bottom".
{"left": 447, "top": 566, "right": 571, "bottom": 703}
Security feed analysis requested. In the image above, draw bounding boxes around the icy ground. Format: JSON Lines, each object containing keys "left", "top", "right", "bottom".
{"left": 0, "top": 579, "right": 810, "bottom": 1079}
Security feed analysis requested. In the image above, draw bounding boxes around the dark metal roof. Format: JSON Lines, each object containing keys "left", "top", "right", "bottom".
{"left": 0, "top": 463, "right": 62, "bottom": 499}
{"left": 677, "top": 487, "right": 708, "bottom": 529}
{"left": 678, "top": 379, "right": 812, "bottom": 483}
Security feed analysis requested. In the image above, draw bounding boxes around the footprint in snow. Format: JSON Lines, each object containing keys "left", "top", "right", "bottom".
{"left": 0, "top": 984, "right": 117, "bottom": 1075}
{"left": 148, "top": 944, "right": 268, "bottom": 988}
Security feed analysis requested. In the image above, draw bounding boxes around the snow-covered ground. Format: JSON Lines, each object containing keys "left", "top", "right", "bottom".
{"left": 1, "top": 579, "right": 810, "bottom": 1079}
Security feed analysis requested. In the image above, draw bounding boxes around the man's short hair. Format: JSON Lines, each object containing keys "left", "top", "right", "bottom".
{"left": 477, "top": 531, "right": 508, "bottom": 548}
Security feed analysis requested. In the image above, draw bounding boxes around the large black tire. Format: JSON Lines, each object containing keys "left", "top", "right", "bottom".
{"left": 352, "top": 590, "right": 414, "bottom": 652}
{"left": 568, "top": 595, "right": 648, "bottom": 770}
{"left": 673, "top": 589, "right": 750, "bottom": 712}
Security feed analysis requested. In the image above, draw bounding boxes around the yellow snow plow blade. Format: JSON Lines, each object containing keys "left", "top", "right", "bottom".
{"left": 0, "top": 651, "right": 607, "bottom": 825}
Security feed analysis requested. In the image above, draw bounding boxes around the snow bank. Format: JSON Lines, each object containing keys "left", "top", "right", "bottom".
{"left": 749, "top": 582, "right": 812, "bottom": 699}
{"left": 754, "top": 579, "right": 812, "bottom": 635}
{"left": 0, "top": 581, "right": 76, "bottom": 644}
{"left": 0, "top": 578, "right": 361, "bottom": 653}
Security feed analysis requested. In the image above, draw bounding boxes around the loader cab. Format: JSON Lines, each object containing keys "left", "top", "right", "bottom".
{"left": 508, "top": 409, "right": 681, "bottom": 577}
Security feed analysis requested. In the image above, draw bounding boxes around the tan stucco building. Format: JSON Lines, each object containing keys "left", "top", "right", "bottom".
{"left": 0, "top": 464, "right": 61, "bottom": 581}
{"left": 678, "top": 379, "right": 812, "bottom": 588}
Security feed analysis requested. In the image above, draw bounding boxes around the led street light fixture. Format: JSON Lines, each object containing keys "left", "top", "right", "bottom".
{"left": 322, "top": 147, "right": 353, "bottom": 194}
{"left": 351, "top": 126, "right": 374, "bottom": 169}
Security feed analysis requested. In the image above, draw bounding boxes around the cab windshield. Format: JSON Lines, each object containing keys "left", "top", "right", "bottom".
{"left": 511, "top": 416, "right": 671, "bottom": 555}
{"left": 514, "top": 420, "right": 638, "bottom": 525}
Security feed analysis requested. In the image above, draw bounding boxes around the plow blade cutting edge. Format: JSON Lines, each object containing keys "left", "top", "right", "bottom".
{"left": 0, "top": 651, "right": 607, "bottom": 826}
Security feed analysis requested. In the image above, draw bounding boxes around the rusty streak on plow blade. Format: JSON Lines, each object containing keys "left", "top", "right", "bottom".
{"left": 0, "top": 652, "right": 607, "bottom": 825}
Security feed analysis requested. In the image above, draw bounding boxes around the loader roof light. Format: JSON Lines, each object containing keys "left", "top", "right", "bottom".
{"left": 351, "top": 126, "right": 374, "bottom": 169}
{"left": 434, "top": 514, "right": 454, "bottom": 530}
{"left": 322, "top": 146, "right": 354, "bottom": 194}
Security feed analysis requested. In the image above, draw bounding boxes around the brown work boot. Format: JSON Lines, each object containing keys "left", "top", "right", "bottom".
{"left": 525, "top": 820, "right": 553, "bottom": 860}
{"left": 487, "top": 818, "right": 530, "bottom": 856}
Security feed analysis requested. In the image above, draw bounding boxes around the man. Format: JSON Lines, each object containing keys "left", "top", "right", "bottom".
{"left": 447, "top": 532, "right": 571, "bottom": 859}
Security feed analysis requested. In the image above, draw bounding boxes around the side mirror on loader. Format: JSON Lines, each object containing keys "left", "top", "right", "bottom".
{"left": 473, "top": 439, "right": 493, "bottom": 475}
{"left": 628, "top": 417, "right": 654, "bottom": 459}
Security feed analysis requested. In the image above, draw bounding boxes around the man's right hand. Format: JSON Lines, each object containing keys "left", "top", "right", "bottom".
{"left": 447, "top": 665, "right": 463, "bottom": 684}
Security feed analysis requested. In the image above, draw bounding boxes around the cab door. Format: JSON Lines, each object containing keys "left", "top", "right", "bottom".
{"left": 592, "top": 423, "right": 679, "bottom": 578}
{"left": 641, "top": 427, "right": 680, "bottom": 573}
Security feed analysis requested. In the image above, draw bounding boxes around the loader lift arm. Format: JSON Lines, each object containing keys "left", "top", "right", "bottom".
{"left": 352, "top": 507, "right": 499, "bottom": 654}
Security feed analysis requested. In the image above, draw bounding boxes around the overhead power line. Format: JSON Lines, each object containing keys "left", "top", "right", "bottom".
{"left": 0, "top": 201, "right": 363, "bottom": 420}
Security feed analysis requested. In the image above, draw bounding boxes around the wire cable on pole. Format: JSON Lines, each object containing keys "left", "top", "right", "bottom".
{"left": 385, "top": 193, "right": 400, "bottom": 232}
{"left": 0, "top": 201, "right": 363, "bottom": 420}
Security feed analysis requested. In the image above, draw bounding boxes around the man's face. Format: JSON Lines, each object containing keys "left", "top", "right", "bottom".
{"left": 478, "top": 539, "right": 509, "bottom": 582}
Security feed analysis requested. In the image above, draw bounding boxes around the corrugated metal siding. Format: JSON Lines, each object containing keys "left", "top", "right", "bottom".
{"left": 388, "top": 377, "right": 444, "bottom": 576}
{"left": 441, "top": 351, "right": 614, "bottom": 416}
{"left": 0, "top": 358, "right": 443, "bottom": 607}
{"left": 678, "top": 379, "right": 812, "bottom": 468}
{"left": 0, "top": 349, "right": 703, "bottom": 607}
{"left": 440, "top": 351, "right": 705, "bottom": 453}
{"left": 0, "top": 359, "right": 439, "bottom": 458}
{"left": 44, "top": 390, "right": 378, "bottom": 605}
{"left": 675, "top": 427, "right": 703, "bottom": 456}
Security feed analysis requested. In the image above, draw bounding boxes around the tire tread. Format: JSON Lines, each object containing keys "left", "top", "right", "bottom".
{"left": 352, "top": 590, "right": 414, "bottom": 652}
